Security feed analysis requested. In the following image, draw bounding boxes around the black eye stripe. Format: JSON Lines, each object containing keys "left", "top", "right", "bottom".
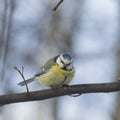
{"left": 59, "top": 57, "right": 72, "bottom": 66}
{"left": 68, "top": 63, "right": 71, "bottom": 65}
{"left": 60, "top": 60, "right": 71, "bottom": 65}
{"left": 59, "top": 57, "right": 64, "bottom": 64}
{"left": 61, "top": 59, "right": 64, "bottom": 64}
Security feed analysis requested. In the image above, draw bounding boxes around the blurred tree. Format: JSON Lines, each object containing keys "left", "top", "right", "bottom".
{"left": 0, "top": 0, "right": 15, "bottom": 83}
{"left": 0, "top": 0, "right": 84, "bottom": 120}
{"left": 114, "top": 29, "right": 120, "bottom": 120}
{"left": 113, "top": 1, "right": 120, "bottom": 120}
{"left": 35, "top": 1, "right": 84, "bottom": 120}
{"left": 0, "top": 0, "right": 118, "bottom": 120}
{"left": 114, "top": 47, "right": 120, "bottom": 120}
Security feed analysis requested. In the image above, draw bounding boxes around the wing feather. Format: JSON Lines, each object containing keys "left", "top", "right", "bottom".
{"left": 35, "top": 56, "right": 57, "bottom": 77}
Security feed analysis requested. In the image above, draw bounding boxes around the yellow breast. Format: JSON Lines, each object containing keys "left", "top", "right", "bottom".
{"left": 35, "top": 64, "right": 75, "bottom": 87}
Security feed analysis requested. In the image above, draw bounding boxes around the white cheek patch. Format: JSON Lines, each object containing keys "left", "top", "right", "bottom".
{"left": 56, "top": 57, "right": 64, "bottom": 68}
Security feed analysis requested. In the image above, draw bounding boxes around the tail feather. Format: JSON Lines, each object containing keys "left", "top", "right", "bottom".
{"left": 18, "top": 78, "right": 34, "bottom": 86}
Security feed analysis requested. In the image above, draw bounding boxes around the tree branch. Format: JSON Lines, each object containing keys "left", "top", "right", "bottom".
{"left": 53, "top": 0, "right": 64, "bottom": 11}
{"left": 0, "top": 81, "right": 120, "bottom": 105}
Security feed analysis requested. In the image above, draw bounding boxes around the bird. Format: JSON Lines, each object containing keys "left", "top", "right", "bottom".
{"left": 18, "top": 52, "right": 75, "bottom": 88}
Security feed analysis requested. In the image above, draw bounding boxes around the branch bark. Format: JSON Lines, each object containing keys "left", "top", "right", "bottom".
{"left": 53, "top": 0, "right": 64, "bottom": 11}
{"left": 0, "top": 81, "right": 120, "bottom": 105}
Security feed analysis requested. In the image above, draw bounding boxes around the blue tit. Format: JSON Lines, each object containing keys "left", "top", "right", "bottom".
{"left": 18, "top": 52, "right": 75, "bottom": 88}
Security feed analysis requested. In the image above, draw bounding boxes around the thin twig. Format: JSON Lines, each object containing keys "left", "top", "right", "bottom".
{"left": 13, "top": 66, "right": 30, "bottom": 95}
{"left": 53, "top": 0, "right": 64, "bottom": 11}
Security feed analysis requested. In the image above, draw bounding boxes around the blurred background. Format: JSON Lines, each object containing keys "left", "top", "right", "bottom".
{"left": 0, "top": 0, "right": 120, "bottom": 120}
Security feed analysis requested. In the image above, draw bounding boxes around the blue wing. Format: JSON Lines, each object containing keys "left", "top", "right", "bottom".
{"left": 34, "top": 67, "right": 46, "bottom": 76}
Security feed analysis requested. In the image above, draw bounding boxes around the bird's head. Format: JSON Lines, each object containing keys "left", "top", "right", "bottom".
{"left": 56, "top": 53, "right": 73, "bottom": 70}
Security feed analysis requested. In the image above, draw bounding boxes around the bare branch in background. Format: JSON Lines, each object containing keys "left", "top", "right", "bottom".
{"left": 0, "top": 0, "right": 8, "bottom": 60}
{"left": 53, "top": 0, "right": 64, "bottom": 11}
{"left": 0, "top": 81, "right": 120, "bottom": 105}
{"left": 1, "top": 0, "right": 15, "bottom": 81}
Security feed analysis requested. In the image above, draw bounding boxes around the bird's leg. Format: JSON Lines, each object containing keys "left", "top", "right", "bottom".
{"left": 62, "top": 84, "right": 71, "bottom": 90}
